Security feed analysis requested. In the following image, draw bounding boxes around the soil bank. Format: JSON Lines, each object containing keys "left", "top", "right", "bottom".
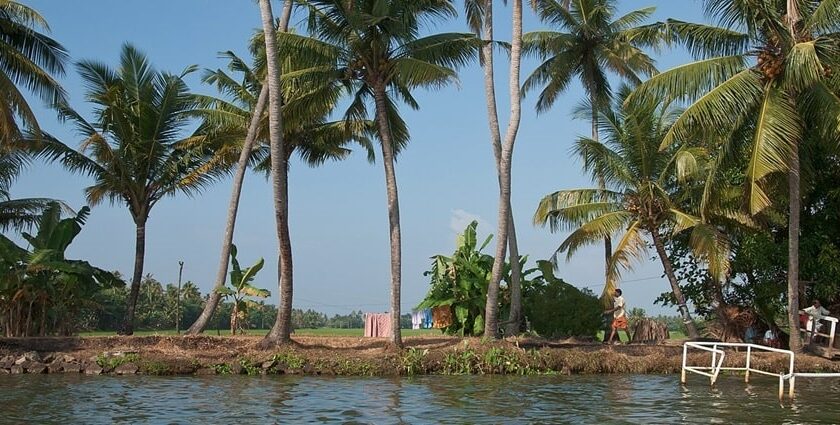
{"left": 0, "top": 335, "right": 837, "bottom": 377}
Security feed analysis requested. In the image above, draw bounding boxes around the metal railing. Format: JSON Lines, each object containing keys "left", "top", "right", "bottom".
{"left": 798, "top": 311, "right": 838, "bottom": 358}
{"left": 682, "top": 342, "right": 795, "bottom": 400}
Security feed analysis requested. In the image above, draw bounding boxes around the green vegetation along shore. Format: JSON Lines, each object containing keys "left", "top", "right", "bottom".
{"left": 1, "top": 335, "right": 836, "bottom": 378}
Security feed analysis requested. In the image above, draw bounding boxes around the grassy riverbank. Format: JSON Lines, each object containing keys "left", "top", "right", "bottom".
{"left": 1, "top": 335, "right": 836, "bottom": 377}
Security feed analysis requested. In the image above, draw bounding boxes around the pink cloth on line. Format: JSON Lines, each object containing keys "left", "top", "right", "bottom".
{"left": 364, "top": 313, "right": 392, "bottom": 337}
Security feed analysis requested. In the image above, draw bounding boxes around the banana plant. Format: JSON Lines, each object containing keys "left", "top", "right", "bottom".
{"left": 418, "top": 221, "right": 523, "bottom": 336}
{"left": 216, "top": 244, "right": 268, "bottom": 335}
{"left": 0, "top": 202, "right": 121, "bottom": 336}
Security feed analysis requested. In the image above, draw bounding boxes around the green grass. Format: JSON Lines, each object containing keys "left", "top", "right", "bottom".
{"left": 79, "top": 328, "right": 443, "bottom": 337}
{"left": 79, "top": 328, "right": 689, "bottom": 341}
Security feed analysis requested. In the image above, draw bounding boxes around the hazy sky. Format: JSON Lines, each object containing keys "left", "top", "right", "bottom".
{"left": 16, "top": 0, "right": 708, "bottom": 316}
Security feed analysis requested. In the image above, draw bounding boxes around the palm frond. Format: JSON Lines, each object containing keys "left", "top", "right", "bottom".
{"left": 555, "top": 210, "right": 634, "bottom": 261}
{"left": 745, "top": 87, "right": 802, "bottom": 214}
{"left": 660, "top": 69, "right": 763, "bottom": 149}
{"left": 534, "top": 188, "right": 624, "bottom": 231}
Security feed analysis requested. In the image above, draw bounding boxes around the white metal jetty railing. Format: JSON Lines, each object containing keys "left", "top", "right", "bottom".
{"left": 681, "top": 342, "right": 795, "bottom": 400}
{"left": 682, "top": 341, "right": 840, "bottom": 401}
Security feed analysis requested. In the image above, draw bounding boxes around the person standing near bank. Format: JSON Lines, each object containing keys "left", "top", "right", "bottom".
{"left": 604, "top": 288, "right": 629, "bottom": 344}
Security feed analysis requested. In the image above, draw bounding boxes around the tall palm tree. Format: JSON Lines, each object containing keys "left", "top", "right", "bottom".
{"left": 523, "top": 0, "right": 659, "bottom": 306}
{"left": 291, "top": 0, "right": 481, "bottom": 347}
{"left": 257, "top": 0, "right": 291, "bottom": 344}
{"left": 187, "top": 0, "right": 293, "bottom": 336}
{"left": 534, "top": 89, "right": 731, "bottom": 339}
{"left": 188, "top": 44, "right": 372, "bottom": 336}
{"left": 631, "top": 0, "right": 840, "bottom": 351}
{"left": 34, "top": 44, "right": 225, "bottom": 335}
{"left": 463, "top": 0, "right": 525, "bottom": 338}
{"left": 0, "top": 0, "right": 67, "bottom": 142}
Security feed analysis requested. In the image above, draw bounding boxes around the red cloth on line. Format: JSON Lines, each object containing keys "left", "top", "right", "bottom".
{"left": 364, "top": 313, "right": 392, "bottom": 337}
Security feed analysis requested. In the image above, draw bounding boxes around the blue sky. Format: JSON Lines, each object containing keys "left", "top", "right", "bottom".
{"left": 16, "top": 0, "right": 708, "bottom": 316}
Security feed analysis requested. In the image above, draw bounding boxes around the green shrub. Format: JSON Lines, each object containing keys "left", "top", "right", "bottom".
{"left": 523, "top": 261, "right": 601, "bottom": 338}
{"left": 212, "top": 363, "right": 232, "bottom": 375}
{"left": 400, "top": 348, "right": 428, "bottom": 375}
{"left": 96, "top": 352, "right": 140, "bottom": 369}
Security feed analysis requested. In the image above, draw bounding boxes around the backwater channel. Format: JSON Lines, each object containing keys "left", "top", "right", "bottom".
{"left": 1, "top": 374, "right": 840, "bottom": 423}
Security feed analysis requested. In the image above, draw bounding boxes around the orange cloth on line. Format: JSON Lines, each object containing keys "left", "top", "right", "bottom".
{"left": 432, "top": 306, "right": 453, "bottom": 328}
{"left": 612, "top": 316, "right": 628, "bottom": 330}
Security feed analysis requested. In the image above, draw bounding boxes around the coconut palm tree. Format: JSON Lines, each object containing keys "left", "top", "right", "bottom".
{"left": 462, "top": 0, "right": 525, "bottom": 338}
{"left": 33, "top": 44, "right": 225, "bottom": 335}
{"left": 187, "top": 0, "right": 291, "bottom": 336}
{"left": 187, "top": 42, "right": 372, "bottom": 336}
{"left": 256, "top": 0, "right": 295, "bottom": 345}
{"left": 630, "top": 0, "right": 840, "bottom": 351}
{"left": 523, "top": 0, "right": 660, "bottom": 306}
{"left": 290, "top": 0, "right": 481, "bottom": 346}
{"left": 534, "top": 89, "right": 731, "bottom": 339}
{"left": 0, "top": 0, "right": 67, "bottom": 142}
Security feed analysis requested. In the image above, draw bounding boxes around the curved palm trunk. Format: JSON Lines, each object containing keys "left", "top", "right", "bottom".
{"left": 650, "top": 229, "right": 699, "bottom": 339}
{"left": 485, "top": 0, "right": 523, "bottom": 338}
{"left": 260, "top": 0, "right": 294, "bottom": 346}
{"left": 787, "top": 140, "right": 802, "bottom": 352}
{"left": 372, "top": 85, "right": 403, "bottom": 348}
{"left": 120, "top": 221, "right": 146, "bottom": 335}
{"left": 187, "top": 85, "right": 269, "bottom": 335}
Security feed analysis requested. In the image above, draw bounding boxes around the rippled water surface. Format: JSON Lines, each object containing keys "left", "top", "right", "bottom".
{"left": 2, "top": 374, "right": 840, "bottom": 424}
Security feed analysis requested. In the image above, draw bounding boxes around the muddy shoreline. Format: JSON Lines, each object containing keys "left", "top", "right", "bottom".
{"left": 0, "top": 336, "right": 837, "bottom": 377}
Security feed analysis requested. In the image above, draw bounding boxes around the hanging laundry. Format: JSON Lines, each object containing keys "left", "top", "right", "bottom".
{"left": 432, "top": 306, "right": 453, "bottom": 329}
{"left": 411, "top": 310, "right": 423, "bottom": 330}
{"left": 364, "top": 313, "right": 392, "bottom": 337}
{"left": 422, "top": 308, "right": 433, "bottom": 329}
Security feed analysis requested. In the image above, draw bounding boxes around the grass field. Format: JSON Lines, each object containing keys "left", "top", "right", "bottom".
{"left": 79, "top": 328, "right": 443, "bottom": 337}
{"left": 79, "top": 328, "right": 687, "bottom": 340}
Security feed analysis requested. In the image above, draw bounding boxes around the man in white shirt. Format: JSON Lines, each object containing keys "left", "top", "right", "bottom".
{"left": 604, "top": 288, "right": 629, "bottom": 344}
{"left": 803, "top": 299, "right": 831, "bottom": 333}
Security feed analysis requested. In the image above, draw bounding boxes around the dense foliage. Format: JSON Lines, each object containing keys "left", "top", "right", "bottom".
{"left": 522, "top": 261, "right": 602, "bottom": 338}
{"left": 418, "top": 221, "right": 496, "bottom": 336}
{"left": 0, "top": 203, "right": 121, "bottom": 336}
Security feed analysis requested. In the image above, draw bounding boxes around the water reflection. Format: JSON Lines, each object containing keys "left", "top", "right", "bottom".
{"left": 1, "top": 374, "right": 840, "bottom": 424}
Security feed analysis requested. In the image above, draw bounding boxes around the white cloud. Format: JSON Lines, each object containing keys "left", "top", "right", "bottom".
{"left": 449, "top": 209, "right": 490, "bottom": 235}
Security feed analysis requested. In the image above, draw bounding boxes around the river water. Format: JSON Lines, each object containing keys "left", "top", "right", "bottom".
{"left": 1, "top": 374, "right": 839, "bottom": 424}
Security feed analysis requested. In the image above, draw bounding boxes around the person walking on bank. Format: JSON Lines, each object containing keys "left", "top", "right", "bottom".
{"left": 604, "top": 289, "right": 629, "bottom": 344}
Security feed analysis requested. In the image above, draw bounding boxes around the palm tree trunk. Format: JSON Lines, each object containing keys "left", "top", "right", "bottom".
{"left": 505, "top": 217, "right": 523, "bottom": 335}
{"left": 485, "top": 0, "right": 523, "bottom": 338}
{"left": 785, "top": 0, "right": 802, "bottom": 354}
{"left": 259, "top": 0, "right": 294, "bottom": 346}
{"left": 787, "top": 140, "right": 802, "bottom": 352}
{"left": 187, "top": 85, "right": 269, "bottom": 335}
{"left": 478, "top": 0, "right": 523, "bottom": 337}
{"left": 371, "top": 85, "right": 403, "bottom": 348}
{"left": 120, "top": 220, "right": 146, "bottom": 335}
{"left": 651, "top": 229, "right": 699, "bottom": 339}
{"left": 591, "top": 100, "right": 612, "bottom": 287}
{"left": 592, "top": 101, "right": 614, "bottom": 340}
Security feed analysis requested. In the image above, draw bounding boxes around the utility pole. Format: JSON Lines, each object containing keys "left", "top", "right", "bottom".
{"left": 176, "top": 261, "right": 184, "bottom": 334}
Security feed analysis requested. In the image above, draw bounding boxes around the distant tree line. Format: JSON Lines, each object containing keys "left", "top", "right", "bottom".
{"left": 75, "top": 276, "right": 410, "bottom": 333}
